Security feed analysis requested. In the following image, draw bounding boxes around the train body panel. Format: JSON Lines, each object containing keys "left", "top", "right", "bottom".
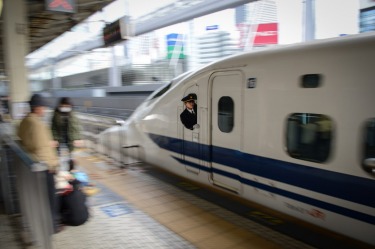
{"left": 100, "top": 32, "right": 375, "bottom": 245}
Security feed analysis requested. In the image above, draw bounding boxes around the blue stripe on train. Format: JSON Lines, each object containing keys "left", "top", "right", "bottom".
{"left": 172, "top": 156, "right": 375, "bottom": 225}
{"left": 147, "top": 133, "right": 375, "bottom": 217}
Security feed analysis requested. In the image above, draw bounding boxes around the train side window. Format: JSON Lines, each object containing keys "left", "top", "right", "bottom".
{"left": 301, "top": 74, "right": 321, "bottom": 88}
{"left": 363, "top": 118, "right": 375, "bottom": 174}
{"left": 218, "top": 97, "right": 234, "bottom": 133}
{"left": 286, "top": 113, "right": 333, "bottom": 163}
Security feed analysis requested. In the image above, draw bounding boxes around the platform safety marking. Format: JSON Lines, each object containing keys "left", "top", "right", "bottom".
{"left": 100, "top": 203, "right": 133, "bottom": 217}
{"left": 86, "top": 156, "right": 103, "bottom": 162}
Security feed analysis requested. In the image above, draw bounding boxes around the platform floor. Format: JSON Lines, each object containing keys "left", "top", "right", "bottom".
{"left": 47, "top": 149, "right": 315, "bottom": 249}
{"left": 0, "top": 213, "right": 22, "bottom": 248}
{"left": 2, "top": 148, "right": 370, "bottom": 249}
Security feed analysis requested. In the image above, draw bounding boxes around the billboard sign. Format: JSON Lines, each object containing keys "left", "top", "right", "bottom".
{"left": 253, "top": 23, "right": 278, "bottom": 46}
{"left": 238, "top": 23, "right": 278, "bottom": 47}
{"left": 206, "top": 25, "right": 219, "bottom": 31}
{"left": 45, "top": 0, "right": 76, "bottom": 13}
{"left": 166, "top": 33, "right": 185, "bottom": 59}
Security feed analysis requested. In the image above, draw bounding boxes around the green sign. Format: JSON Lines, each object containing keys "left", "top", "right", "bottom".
{"left": 166, "top": 33, "right": 185, "bottom": 59}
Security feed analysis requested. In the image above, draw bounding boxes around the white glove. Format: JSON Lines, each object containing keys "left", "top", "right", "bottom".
{"left": 193, "top": 124, "right": 200, "bottom": 129}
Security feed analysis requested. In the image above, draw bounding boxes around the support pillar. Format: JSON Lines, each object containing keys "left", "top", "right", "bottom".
{"left": 109, "top": 47, "right": 121, "bottom": 87}
{"left": 303, "top": 0, "right": 316, "bottom": 42}
{"left": 3, "top": 0, "right": 29, "bottom": 119}
{"left": 51, "top": 62, "right": 62, "bottom": 90}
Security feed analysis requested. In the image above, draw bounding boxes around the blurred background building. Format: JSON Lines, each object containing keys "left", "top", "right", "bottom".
{"left": 0, "top": 0, "right": 370, "bottom": 98}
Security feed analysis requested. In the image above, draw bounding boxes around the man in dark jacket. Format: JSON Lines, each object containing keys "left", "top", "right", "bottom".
{"left": 180, "top": 93, "right": 199, "bottom": 130}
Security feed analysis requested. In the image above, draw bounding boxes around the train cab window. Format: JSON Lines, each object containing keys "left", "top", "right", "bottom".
{"left": 363, "top": 118, "right": 375, "bottom": 174}
{"left": 218, "top": 97, "right": 234, "bottom": 133}
{"left": 149, "top": 82, "right": 172, "bottom": 100}
{"left": 301, "top": 74, "right": 321, "bottom": 88}
{"left": 286, "top": 113, "right": 333, "bottom": 163}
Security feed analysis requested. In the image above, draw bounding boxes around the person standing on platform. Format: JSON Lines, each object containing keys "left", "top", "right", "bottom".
{"left": 51, "top": 97, "right": 83, "bottom": 167}
{"left": 17, "top": 93, "right": 62, "bottom": 233}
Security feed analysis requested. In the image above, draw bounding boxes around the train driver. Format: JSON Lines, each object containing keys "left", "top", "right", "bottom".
{"left": 180, "top": 93, "right": 199, "bottom": 130}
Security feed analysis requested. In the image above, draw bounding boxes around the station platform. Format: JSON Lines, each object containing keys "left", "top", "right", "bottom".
{"left": 1, "top": 148, "right": 372, "bottom": 249}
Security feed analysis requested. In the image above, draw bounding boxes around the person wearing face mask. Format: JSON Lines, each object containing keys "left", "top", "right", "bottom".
{"left": 51, "top": 97, "right": 83, "bottom": 161}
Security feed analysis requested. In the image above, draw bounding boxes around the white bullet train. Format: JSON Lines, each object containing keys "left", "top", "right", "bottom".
{"left": 99, "top": 32, "right": 375, "bottom": 246}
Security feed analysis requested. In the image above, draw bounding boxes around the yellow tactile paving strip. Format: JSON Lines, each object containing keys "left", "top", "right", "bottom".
{"left": 74, "top": 150, "right": 314, "bottom": 249}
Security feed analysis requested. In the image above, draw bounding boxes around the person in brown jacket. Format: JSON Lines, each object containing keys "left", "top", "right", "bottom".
{"left": 17, "top": 93, "right": 62, "bottom": 233}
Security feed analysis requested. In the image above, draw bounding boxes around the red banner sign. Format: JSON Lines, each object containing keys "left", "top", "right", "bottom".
{"left": 237, "top": 23, "right": 278, "bottom": 47}
{"left": 253, "top": 23, "right": 278, "bottom": 46}
{"left": 46, "top": 0, "right": 76, "bottom": 13}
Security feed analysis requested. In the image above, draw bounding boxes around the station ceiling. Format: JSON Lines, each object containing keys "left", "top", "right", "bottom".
{"left": 0, "top": 0, "right": 115, "bottom": 76}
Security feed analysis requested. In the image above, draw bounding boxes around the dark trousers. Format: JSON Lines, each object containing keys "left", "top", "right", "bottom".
{"left": 46, "top": 171, "right": 60, "bottom": 232}
{"left": 57, "top": 144, "right": 74, "bottom": 171}
{"left": 57, "top": 144, "right": 71, "bottom": 157}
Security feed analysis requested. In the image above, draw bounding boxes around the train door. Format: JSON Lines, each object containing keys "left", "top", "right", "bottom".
{"left": 210, "top": 71, "right": 243, "bottom": 192}
{"left": 179, "top": 85, "right": 200, "bottom": 174}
